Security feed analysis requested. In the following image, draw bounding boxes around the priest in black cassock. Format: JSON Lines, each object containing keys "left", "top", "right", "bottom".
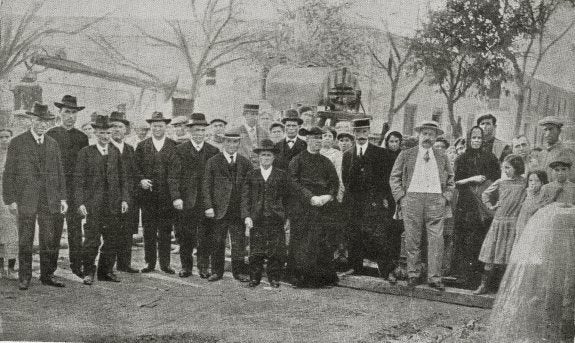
{"left": 288, "top": 126, "right": 339, "bottom": 288}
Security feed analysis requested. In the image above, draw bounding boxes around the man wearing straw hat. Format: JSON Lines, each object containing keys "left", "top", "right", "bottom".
{"left": 390, "top": 120, "right": 454, "bottom": 291}
{"left": 3, "top": 103, "right": 68, "bottom": 290}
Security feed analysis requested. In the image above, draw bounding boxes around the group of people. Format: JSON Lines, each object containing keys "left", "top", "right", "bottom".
{"left": 0, "top": 95, "right": 574, "bottom": 301}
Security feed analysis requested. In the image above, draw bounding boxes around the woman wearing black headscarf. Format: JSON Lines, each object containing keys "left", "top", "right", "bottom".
{"left": 451, "top": 126, "right": 500, "bottom": 287}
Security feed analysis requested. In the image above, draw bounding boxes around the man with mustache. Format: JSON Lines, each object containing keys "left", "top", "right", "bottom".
{"left": 390, "top": 121, "right": 454, "bottom": 291}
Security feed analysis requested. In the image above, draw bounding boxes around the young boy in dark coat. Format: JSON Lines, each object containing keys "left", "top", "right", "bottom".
{"left": 241, "top": 139, "right": 289, "bottom": 288}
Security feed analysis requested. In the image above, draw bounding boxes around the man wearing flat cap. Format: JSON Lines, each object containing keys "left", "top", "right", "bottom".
{"left": 390, "top": 120, "right": 454, "bottom": 291}
{"left": 342, "top": 118, "right": 396, "bottom": 281}
{"left": 237, "top": 104, "right": 269, "bottom": 168}
{"left": 536, "top": 115, "right": 575, "bottom": 183}
{"left": 75, "top": 115, "right": 129, "bottom": 285}
{"left": 203, "top": 128, "right": 253, "bottom": 282}
{"left": 3, "top": 103, "right": 68, "bottom": 290}
{"left": 288, "top": 126, "right": 339, "bottom": 288}
{"left": 206, "top": 118, "right": 227, "bottom": 151}
{"left": 135, "top": 112, "right": 178, "bottom": 274}
{"left": 170, "top": 113, "right": 220, "bottom": 278}
{"left": 46, "top": 95, "right": 89, "bottom": 279}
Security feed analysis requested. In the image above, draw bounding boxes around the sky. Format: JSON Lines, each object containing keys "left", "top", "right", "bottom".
{"left": 5, "top": 0, "right": 445, "bottom": 36}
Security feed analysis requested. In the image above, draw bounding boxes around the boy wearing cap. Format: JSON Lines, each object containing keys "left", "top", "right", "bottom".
{"left": 171, "top": 113, "right": 220, "bottom": 278}
{"left": 241, "top": 139, "right": 289, "bottom": 288}
{"left": 538, "top": 154, "right": 575, "bottom": 206}
{"left": 75, "top": 115, "right": 130, "bottom": 285}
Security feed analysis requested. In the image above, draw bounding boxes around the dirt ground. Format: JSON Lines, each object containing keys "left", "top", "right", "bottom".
{"left": 0, "top": 245, "right": 490, "bottom": 343}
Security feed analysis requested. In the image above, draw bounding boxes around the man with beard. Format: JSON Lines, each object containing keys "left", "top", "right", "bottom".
{"left": 203, "top": 129, "right": 252, "bottom": 282}
{"left": 109, "top": 111, "right": 139, "bottom": 274}
{"left": 135, "top": 112, "right": 178, "bottom": 274}
{"left": 342, "top": 118, "right": 395, "bottom": 281}
{"left": 390, "top": 121, "right": 454, "bottom": 291}
{"left": 75, "top": 115, "right": 129, "bottom": 285}
{"left": 288, "top": 127, "right": 339, "bottom": 288}
{"left": 3, "top": 103, "right": 68, "bottom": 290}
{"left": 171, "top": 113, "right": 219, "bottom": 278}
{"left": 536, "top": 116, "right": 575, "bottom": 182}
{"left": 46, "top": 95, "right": 88, "bottom": 279}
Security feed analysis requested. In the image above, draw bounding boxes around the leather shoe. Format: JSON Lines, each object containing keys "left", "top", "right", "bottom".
{"left": 71, "top": 266, "right": 83, "bottom": 278}
{"left": 407, "top": 277, "right": 420, "bottom": 289}
{"left": 233, "top": 273, "right": 250, "bottom": 283}
{"left": 98, "top": 273, "right": 120, "bottom": 282}
{"left": 140, "top": 265, "right": 155, "bottom": 273}
{"left": 269, "top": 280, "right": 280, "bottom": 288}
{"left": 428, "top": 281, "right": 445, "bottom": 291}
{"left": 18, "top": 280, "right": 29, "bottom": 290}
{"left": 178, "top": 269, "right": 193, "bottom": 278}
{"left": 207, "top": 274, "right": 222, "bottom": 282}
{"left": 199, "top": 272, "right": 211, "bottom": 279}
{"left": 248, "top": 280, "right": 260, "bottom": 287}
{"left": 41, "top": 275, "right": 65, "bottom": 288}
{"left": 83, "top": 275, "right": 94, "bottom": 285}
{"left": 161, "top": 267, "right": 176, "bottom": 274}
{"left": 387, "top": 273, "right": 397, "bottom": 285}
{"left": 118, "top": 267, "right": 139, "bottom": 274}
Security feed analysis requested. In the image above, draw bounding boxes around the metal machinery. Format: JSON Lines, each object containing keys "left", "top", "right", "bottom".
{"left": 266, "top": 66, "right": 370, "bottom": 126}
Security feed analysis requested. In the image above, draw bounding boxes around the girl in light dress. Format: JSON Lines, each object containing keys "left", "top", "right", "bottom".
{"left": 513, "top": 170, "right": 548, "bottom": 247}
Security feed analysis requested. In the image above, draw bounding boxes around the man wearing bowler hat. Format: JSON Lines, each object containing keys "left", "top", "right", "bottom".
{"left": 274, "top": 109, "right": 307, "bottom": 171}
{"left": 390, "top": 120, "right": 454, "bottom": 291}
{"left": 203, "top": 128, "right": 253, "bottom": 282}
{"left": 170, "top": 113, "right": 220, "bottom": 278}
{"left": 109, "top": 111, "right": 139, "bottom": 274}
{"left": 47, "top": 95, "right": 89, "bottom": 278}
{"left": 75, "top": 115, "right": 129, "bottom": 285}
{"left": 342, "top": 118, "right": 396, "bottom": 280}
{"left": 237, "top": 104, "right": 269, "bottom": 167}
{"left": 170, "top": 115, "right": 190, "bottom": 144}
{"left": 537, "top": 115, "right": 575, "bottom": 183}
{"left": 135, "top": 112, "right": 178, "bottom": 274}
{"left": 242, "top": 139, "right": 289, "bottom": 288}
{"left": 3, "top": 103, "right": 68, "bottom": 290}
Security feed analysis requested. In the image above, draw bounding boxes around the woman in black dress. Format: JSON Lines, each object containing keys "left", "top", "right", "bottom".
{"left": 451, "top": 126, "right": 500, "bottom": 287}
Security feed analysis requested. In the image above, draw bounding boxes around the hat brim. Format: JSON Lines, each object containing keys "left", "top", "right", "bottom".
{"left": 549, "top": 161, "right": 572, "bottom": 168}
{"left": 54, "top": 102, "right": 85, "bottom": 111}
{"left": 146, "top": 119, "right": 172, "bottom": 124}
{"left": 185, "top": 121, "right": 209, "bottom": 127}
{"left": 538, "top": 120, "right": 564, "bottom": 128}
{"left": 26, "top": 112, "right": 56, "bottom": 120}
{"left": 91, "top": 124, "right": 112, "bottom": 129}
{"left": 414, "top": 126, "right": 444, "bottom": 136}
{"left": 253, "top": 147, "right": 279, "bottom": 154}
{"left": 281, "top": 117, "right": 303, "bottom": 125}
{"left": 210, "top": 119, "right": 228, "bottom": 125}
{"left": 110, "top": 118, "right": 130, "bottom": 126}
{"left": 337, "top": 133, "right": 354, "bottom": 140}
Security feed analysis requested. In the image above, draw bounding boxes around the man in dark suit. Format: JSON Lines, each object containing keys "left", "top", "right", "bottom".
{"left": 203, "top": 128, "right": 253, "bottom": 282}
{"left": 109, "top": 111, "right": 139, "bottom": 274}
{"left": 242, "top": 139, "right": 289, "bottom": 288}
{"left": 274, "top": 109, "right": 307, "bottom": 171}
{"left": 46, "top": 95, "right": 88, "bottom": 278}
{"left": 390, "top": 121, "right": 455, "bottom": 291}
{"left": 135, "top": 112, "right": 178, "bottom": 274}
{"left": 75, "top": 115, "right": 129, "bottom": 285}
{"left": 237, "top": 104, "right": 269, "bottom": 168}
{"left": 3, "top": 103, "right": 68, "bottom": 290}
{"left": 171, "top": 113, "right": 219, "bottom": 278}
{"left": 342, "top": 118, "right": 395, "bottom": 280}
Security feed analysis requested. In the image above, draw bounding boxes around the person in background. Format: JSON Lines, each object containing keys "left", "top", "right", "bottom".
{"left": 401, "top": 136, "right": 419, "bottom": 150}
{"left": 81, "top": 122, "right": 96, "bottom": 145}
{"left": 512, "top": 135, "right": 539, "bottom": 176}
{"left": 258, "top": 111, "right": 273, "bottom": 136}
{"left": 454, "top": 137, "right": 466, "bottom": 156}
{"left": 125, "top": 122, "right": 150, "bottom": 148}
{"left": 475, "top": 154, "right": 526, "bottom": 295}
{"left": 47, "top": 95, "right": 89, "bottom": 280}
{"left": 170, "top": 115, "right": 189, "bottom": 144}
{"left": 537, "top": 153, "right": 575, "bottom": 206}
{"left": 207, "top": 118, "right": 227, "bottom": 151}
{"left": 514, "top": 170, "right": 548, "bottom": 246}
{"left": 433, "top": 137, "right": 450, "bottom": 152}
{"left": 382, "top": 131, "right": 402, "bottom": 157}
{"left": 0, "top": 128, "right": 17, "bottom": 280}
{"left": 320, "top": 127, "right": 344, "bottom": 202}
{"left": 335, "top": 121, "right": 352, "bottom": 134}
{"left": 451, "top": 126, "right": 500, "bottom": 287}
{"left": 476, "top": 113, "right": 512, "bottom": 162}
{"left": 237, "top": 104, "right": 269, "bottom": 168}
{"left": 536, "top": 116, "right": 575, "bottom": 183}
{"left": 269, "top": 122, "right": 285, "bottom": 144}
{"left": 299, "top": 106, "right": 314, "bottom": 130}
{"left": 337, "top": 132, "right": 354, "bottom": 153}
{"left": 9, "top": 111, "right": 33, "bottom": 136}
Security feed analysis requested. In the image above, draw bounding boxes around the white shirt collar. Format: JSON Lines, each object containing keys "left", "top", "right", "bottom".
{"left": 152, "top": 135, "right": 166, "bottom": 151}
{"left": 223, "top": 150, "right": 237, "bottom": 163}
{"left": 418, "top": 145, "right": 435, "bottom": 157}
{"left": 96, "top": 143, "right": 109, "bottom": 156}
{"left": 260, "top": 166, "right": 273, "bottom": 181}
{"left": 286, "top": 136, "right": 297, "bottom": 143}
{"left": 191, "top": 140, "right": 204, "bottom": 151}
{"left": 356, "top": 142, "right": 368, "bottom": 155}
{"left": 111, "top": 139, "right": 124, "bottom": 153}
{"left": 30, "top": 128, "right": 43, "bottom": 143}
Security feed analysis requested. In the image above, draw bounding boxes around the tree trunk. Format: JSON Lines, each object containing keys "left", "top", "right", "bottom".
{"left": 447, "top": 100, "right": 457, "bottom": 136}
{"left": 514, "top": 85, "right": 526, "bottom": 136}
{"left": 260, "top": 65, "right": 270, "bottom": 100}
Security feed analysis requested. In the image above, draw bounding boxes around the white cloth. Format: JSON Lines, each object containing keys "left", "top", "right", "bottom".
{"left": 96, "top": 143, "right": 109, "bottom": 156}
{"left": 223, "top": 151, "right": 237, "bottom": 164}
{"left": 191, "top": 141, "right": 204, "bottom": 152}
{"left": 30, "top": 129, "right": 44, "bottom": 144}
{"left": 152, "top": 136, "right": 165, "bottom": 152}
{"left": 286, "top": 138, "right": 296, "bottom": 149}
{"left": 355, "top": 142, "right": 368, "bottom": 157}
{"left": 407, "top": 146, "right": 442, "bottom": 194}
{"left": 111, "top": 140, "right": 124, "bottom": 154}
{"left": 260, "top": 166, "right": 272, "bottom": 181}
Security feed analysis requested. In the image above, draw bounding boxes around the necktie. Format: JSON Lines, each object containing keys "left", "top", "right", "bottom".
{"left": 37, "top": 138, "right": 42, "bottom": 145}
{"left": 102, "top": 148, "right": 107, "bottom": 156}
{"left": 423, "top": 150, "right": 430, "bottom": 162}
{"left": 230, "top": 155, "right": 235, "bottom": 165}
{"left": 359, "top": 146, "right": 363, "bottom": 157}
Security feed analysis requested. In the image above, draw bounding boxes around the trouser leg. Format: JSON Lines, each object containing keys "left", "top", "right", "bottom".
{"left": 267, "top": 222, "right": 286, "bottom": 282}
{"left": 228, "top": 218, "right": 246, "bottom": 274}
{"left": 424, "top": 194, "right": 446, "bottom": 283}
{"left": 157, "top": 215, "right": 173, "bottom": 269}
{"left": 197, "top": 218, "right": 213, "bottom": 272}
{"left": 177, "top": 212, "right": 196, "bottom": 271}
{"left": 142, "top": 209, "right": 157, "bottom": 268}
{"left": 82, "top": 217, "right": 101, "bottom": 277}
{"left": 38, "top": 211, "right": 59, "bottom": 278}
{"left": 116, "top": 213, "right": 133, "bottom": 269}
{"left": 17, "top": 214, "right": 36, "bottom": 283}
{"left": 98, "top": 215, "right": 120, "bottom": 275}
{"left": 64, "top": 211, "right": 83, "bottom": 270}
{"left": 402, "top": 193, "right": 425, "bottom": 279}
{"left": 212, "top": 219, "right": 228, "bottom": 276}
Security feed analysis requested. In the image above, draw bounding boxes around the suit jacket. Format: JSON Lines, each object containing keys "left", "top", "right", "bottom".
{"left": 75, "top": 144, "right": 130, "bottom": 216}
{"left": 342, "top": 143, "right": 393, "bottom": 214}
{"left": 3, "top": 131, "right": 67, "bottom": 215}
{"left": 273, "top": 137, "right": 307, "bottom": 171}
{"left": 134, "top": 137, "right": 179, "bottom": 208}
{"left": 203, "top": 153, "right": 252, "bottom": 219}
{"left": 241, "top": 167, "right": 289, "bottom": 222}
{"left": 117, "top": 142, "right": 140, "bottom": 233}
{"left": 390, "top": 146, "right": 455, "bottom": 203}
{"left": 170, "top": 141, "right": 219, "bottom": 210}
{"left": 237, "top": 124, "right": 269, "bottom": 166}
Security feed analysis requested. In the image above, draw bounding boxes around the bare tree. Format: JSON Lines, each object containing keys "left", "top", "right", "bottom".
{"left": 369, "top": 32, "right": 424, "bottom": 128}
{"left": 134, "top": 0, "right": 260, "bottom": 110}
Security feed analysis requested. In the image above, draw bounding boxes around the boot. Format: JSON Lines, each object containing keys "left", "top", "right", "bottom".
{"left": 473, "top": 270, "right": 492, "bottom": 295}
